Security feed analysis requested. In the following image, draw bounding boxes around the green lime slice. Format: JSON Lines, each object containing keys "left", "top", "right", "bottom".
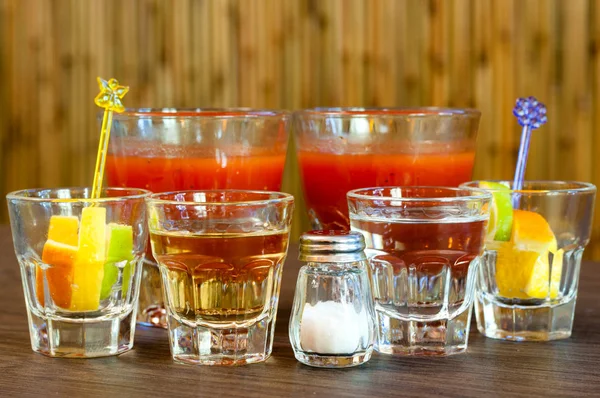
{"left": 480, "top": 181, "right": 513, "bottom": 241}
{"left": 100, "top": 223, "right": 134, "bottom": 300}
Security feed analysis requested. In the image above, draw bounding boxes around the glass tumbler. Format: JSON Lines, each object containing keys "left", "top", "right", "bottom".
{"left": 146, "top": 190, "right": 294, "bottom": 365}
{"left": 106, "top": 108, "right": 290, "bottom": 328}
{"left": 6, "top": 187, "right": 150, "bottom": 357}
{"left": 289, "top": 230, "right": 376, "bottom": 368}
{"left": 294, "top": 107, "right": 480, "bottom": 230}
{"left": 462, "top": 181, "right": 596, "bottom": 341}
{"left": 347, "top": 187, "right": 491, "bottom": 355}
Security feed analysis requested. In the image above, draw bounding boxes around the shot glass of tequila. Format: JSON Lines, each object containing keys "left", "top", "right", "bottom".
{"left": 347, "top": 186, "right": 491, "bottom": 355}
{"left": 462, "top": 181, "right": 596, "bottom": 341}
{"left": 106, "top": 108, "right": 290, "bottom": 328}
{"left": 6, "top": 187, "right": 150, "bottom": 357}
{"left": 146, "top": 190, "right": 294, "bottom": 365}
{"left": 295, "top": 108, "right": 480, "bottom": 230}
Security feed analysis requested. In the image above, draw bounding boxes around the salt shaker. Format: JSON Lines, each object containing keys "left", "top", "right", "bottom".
{"left": 289, "top": 230, "right": 376, "bottom": 368}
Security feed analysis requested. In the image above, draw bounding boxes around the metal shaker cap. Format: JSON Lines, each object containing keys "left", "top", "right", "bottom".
{"left": 298, "top": 230, "right": 367, "bottom": 263}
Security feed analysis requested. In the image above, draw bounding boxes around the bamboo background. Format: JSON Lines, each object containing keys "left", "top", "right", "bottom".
{"left": 1, "top": 0, "right": 600, "bottom": 258}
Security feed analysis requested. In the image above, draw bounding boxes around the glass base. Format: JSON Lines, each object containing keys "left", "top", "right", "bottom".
{"left": 294, "top": 350, "right": 372, "bottom": 368}
{"left": 475, "top": 292, "right": 576, "bottom": 341}
{"left": 27, "top": 310, "right": 136, "bottom": 358}
{"left": 166, "top": 313, "right": 276, "bottom": 366}
{"left": 374, "top": 306, "right": 472, "bottom": 356}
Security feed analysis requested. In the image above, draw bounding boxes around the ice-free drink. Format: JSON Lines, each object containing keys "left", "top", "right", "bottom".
{"left": 347, "top": 187, "right": 491, "bottom": 356}
{"left": 295, "top": 108, "right": 480, "bottom": 230}
{"left": 106, "top": 147, "right": 286, "bottom": 192}
{"left": 107, "top": 109, "right": 290, "bottom": 328}
{"left": 350, "top": 217, "right": 486, "bottom": 318}
{"left": 146, "top": 190, "right": 294, "bottom": 366}
{"left": 298, "top": 148, "right": 475, "bottom": 229}
{"left": 151, "top": 231, "right": 289, "bottom": 324}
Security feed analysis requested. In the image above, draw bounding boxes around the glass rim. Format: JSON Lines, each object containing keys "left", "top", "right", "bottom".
{"left": 346, "top": 186, "right": 492, "bottom": 203}
{"left": 146, "top": 189, "right": 294, "bottom": 206}
{"left": 294, "top": 107, "right": 481, "bottom": 119}
{"left": 462, "top": 180, "right": 597, "bottom": 195}
{"left": 6, "top": 187, "right": 152, "bottom": 203}
{"left": 108, "top": 107, "right": 290, "bottom": 120}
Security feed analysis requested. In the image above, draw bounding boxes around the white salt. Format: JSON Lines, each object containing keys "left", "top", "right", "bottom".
{"left": 299, "top": 300, "right": 370, "bottom": 355}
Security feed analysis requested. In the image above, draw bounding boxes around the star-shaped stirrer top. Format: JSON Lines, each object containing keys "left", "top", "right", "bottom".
{"left": 91, "top": 77, "right": 129, "bottom": 198}
{"left": 94, "top": 77, "right": 129, "bottom": 113}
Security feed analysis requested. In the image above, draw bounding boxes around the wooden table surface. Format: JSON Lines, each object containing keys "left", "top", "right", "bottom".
{"left": 1, "top": 224, "right": 600, "bottom": 397}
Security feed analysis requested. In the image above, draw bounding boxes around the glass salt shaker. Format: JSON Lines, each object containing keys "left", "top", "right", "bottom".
{"left": 289, "top": 230, "right": 376, "bottom": 368}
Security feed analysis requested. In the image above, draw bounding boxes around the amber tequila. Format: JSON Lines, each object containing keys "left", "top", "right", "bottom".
{"left": 146, "top": 190, "right": 294, "bottom": 365}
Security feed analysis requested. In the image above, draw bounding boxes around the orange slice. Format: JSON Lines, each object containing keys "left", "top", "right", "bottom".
{"left": 36, "top": 216, "right": 79, "bottom": 308}
{"left": 36, "top": 241, "right": 78, "bottom": 308}
{"left": 494, "top": 210, "right": 562, "bottom": 299}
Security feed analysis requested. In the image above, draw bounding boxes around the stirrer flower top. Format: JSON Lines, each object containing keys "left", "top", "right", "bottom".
{"left": 513, "top": 96, "right": 548, "bottom": 129}
{"left": 92, "top": 77, "right": 129, "bottom": 198}
{"left": 512, "top": 96, "right": 547, "bottom": 194}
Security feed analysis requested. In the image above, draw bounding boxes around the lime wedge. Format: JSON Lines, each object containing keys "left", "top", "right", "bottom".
{"left": 480, "top": 181, "right": 513, "bottom": 241}
{"left": 100, "top": 224, "right": 134, "bottom": 300}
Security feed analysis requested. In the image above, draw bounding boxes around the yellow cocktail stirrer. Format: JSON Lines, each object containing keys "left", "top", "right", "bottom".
{"left": 91, "top": 77, "right": 129, "bottom": 199}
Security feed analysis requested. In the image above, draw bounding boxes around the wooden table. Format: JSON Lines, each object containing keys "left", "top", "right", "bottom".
{"left": 1, "top": 224, "right": 599, "bottom": 397}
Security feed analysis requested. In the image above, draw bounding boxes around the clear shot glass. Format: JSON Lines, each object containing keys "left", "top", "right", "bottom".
{"left": 347, "top": 186, "right": 491, "bottom": 355}
{"left": 462, "top": 181, "right": 596, "bottom": 341}
{"left": 7, "top": 187, "right": 150, "bottom": 357}
{"left": 146, "top": 190, "right": 294, "bottom": 365}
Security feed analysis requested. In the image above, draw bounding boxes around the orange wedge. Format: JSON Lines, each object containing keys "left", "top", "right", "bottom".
{"left": 494, "top": 210, "right": 562, "bottom": 299}
{"left": 36, "top": 241, "right": 78, "bottom": 308}
{"left": 36, "top": 216, "right": 79, "bottom": 308}
{"left": 511, "top": 210, "right": 557, "bottom": 251}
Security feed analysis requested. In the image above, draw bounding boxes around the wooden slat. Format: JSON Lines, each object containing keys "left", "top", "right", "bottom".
{"left": 492, "top": 0, "right": 516, "bottom": 179}
{"left": 429, "top": 0, "right": 449, "bottom": 106}
{"left": 590, "top": 0, "right": 600, "bottom": 259}
{"left": 0, "top": 0, "right": 8, "bottom": 221}
{"left": 211, "top": 0, "right": 237, "bottom": 107}
{"left": 37, "top": 0, "right": 60, "bottom": 187}
{"left": 402, "top": 0, "right": 427, "bottom": 106}
{"left": 238, "top": 0, "right": 257, "bottom": 106}
{"left": 514, "top": 0, "right": 553, "bottom": 180}
{"left": 449, "top": 0, "right": 472, "bottom": 108}
{"left": 341, "top": 0, "right": 365, "bottom": 106}
{"left": 472, "top": 0, "right": 494, "bottom": 180}
{"left": 560, "top": 0, "right": 592, "bottom": 182}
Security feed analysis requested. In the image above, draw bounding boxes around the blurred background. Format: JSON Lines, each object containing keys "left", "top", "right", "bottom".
{"left": 0, "top": 0, "right": 599, "bottom": 258}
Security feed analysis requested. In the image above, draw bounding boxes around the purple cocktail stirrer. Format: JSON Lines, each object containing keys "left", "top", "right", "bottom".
{"left": 512, "top": 97, "right": 547, "bottom": 206}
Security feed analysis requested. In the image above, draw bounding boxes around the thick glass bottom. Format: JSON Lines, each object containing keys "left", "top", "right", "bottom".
{"left": 374, "top": 305, "right": 472, "bottom": 356}
{"left": 294, "top": 350, "right": 372, "bottom": 368}
{"left": 166, "top": 312, "right": 277, "bottom": 366}
{"left": 475, "top": 292, "right": 576, "bottom": 341}
{"left": 27, "top": 310, "right": 136, "bottom": 358}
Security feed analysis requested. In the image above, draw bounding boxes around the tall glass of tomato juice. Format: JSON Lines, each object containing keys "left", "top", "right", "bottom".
{"left": 294, "top": 108, "right": 481, "bottom": 230}
{"left": 106, "top": 108, "right": 290, "bottom": 327}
